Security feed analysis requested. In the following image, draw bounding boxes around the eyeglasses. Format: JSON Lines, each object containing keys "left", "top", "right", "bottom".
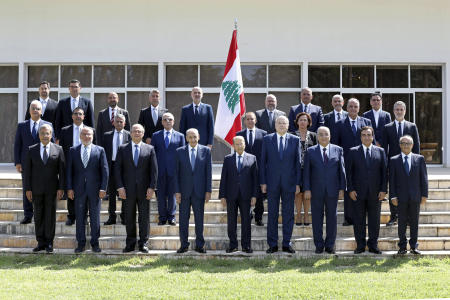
{"left": 400, "top": 142, "right": 412, "bottom": 145}
{"left": 163, "top": 118, "right": 174, "bottom": 121}
{"left": 30, "top": 107, "right": 41, "bottom": 111}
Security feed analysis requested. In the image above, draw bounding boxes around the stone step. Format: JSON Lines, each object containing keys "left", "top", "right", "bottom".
{"left": 1, "top": 221, "right": 449, "bottom": 238}
{"left": 0, "top": 234, "right": 448, "bottom": 251}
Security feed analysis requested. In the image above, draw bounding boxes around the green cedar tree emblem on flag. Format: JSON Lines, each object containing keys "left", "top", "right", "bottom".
{"left": 222, "top": 80, "right": 241, "bottom": 114}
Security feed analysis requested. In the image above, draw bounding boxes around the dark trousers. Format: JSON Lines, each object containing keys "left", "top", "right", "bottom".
{"left": 311, "top": 194, "right": 338, "bottom": 250}
{"left": 67, "top": 197, "right": 76, "bottom": 221}
{"left": 398, "top": 200, "right": 421, "bottom": 250}
{"left": 32, "top": 193, "right": 56, "bottom": 246}
{"left": 267, "top": 188, "right": 294, "bottom": 248}
{"left": 227, "top": 192, "right": 251, "bottom": 249}
{"left": 352, "top": 192, "right": 381, "bottom": 250}
{"left": 179, "top": 195, "right": 205, "bottom": 249}
{"left": 344, "top": 191, "right": 354, "bottom": 224}
{"left": 75, "top": 193, "right": 101, "bottom": 247}
{"left": 389, "top": 200, "right": 398, "bottom": 220}
{"left": 123, "top": 194, "right": 150, "bottom": 248}
{"left": 156, "top": 173, "right": 176, "bottom": 222}
{"left": 21, "top": 174, "right": 33, "bottom": 218}
{"left": 107, "top": 162, "right": 123, "bottom": 220}
{"left": 253, "top": 189, "right": 265, "bottom": 222}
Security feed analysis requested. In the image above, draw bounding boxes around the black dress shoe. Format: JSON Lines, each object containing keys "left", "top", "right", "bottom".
{"left": 194, "top": 247, "right": 206, "bottom": 254}
{"left": 104, "top": 218, "right": 116, "bottom": 225}
{"left": 242, "top": 248, "right": 253, "bottom": 254}
{"left": 176, "top": 247, "right": 189, "bottom": 253}
{"left": 266, "top": 246, "right": 278, "bottom": 254}
{"left": 368, "top": 248, "right": 382, "bottom": 254}
{"left": 354, "top": 248, "right": 365, "bottom": 254}
{"left": 397, "top": 248, "right": 407, "bottom": 255}
{"left": 325, "top": 247, "right": 335, "bottom": 254}
{"left": 20, "top": 217, "right": 32, "bottom": 224}
{"left": 304, "top": 223, "right": 310, "bottom": 226}
{"left": 139, "top": 246, "right": 150, "bottom": 253}
{"left": 410, "top": 248, "right": 421, "bottom": 255}
{"left": 315, "top": 248, "right": 324, "bottom": 254}
{"left": 386, "top": 218, "right": 398, "bottom": 226}
{"left": 74, "top": 246, "right": 85, "bottom": 254}
{"left": 65, "top": 218, "right": 74, "bottom": 226}
{"left": 295, "top": 222, "right": 302, "bottom": 226}
{"left": 32, "top": 245, "right": 46, "bottom": 252}
{"left": 342, "top": 221, "right": 352, "bottom": 226}
{"left": 255, "top": 220, "right": 264, "bottom": 226}
{"left": 122, "top": 246, "right": 135, "bottom": 253}
{"left": 45, "top": 245, "right": 54, "bottom": 253}
{"left": 226, "top": 247, "right": 238, "bottom": 253}
{"left": 282, "top": 246, "right": 296, "bottom": 254}
{"left": 158, "top": 220, "right": 166, "bottom": 226}
{"left": 168, "top": 220, "right": 176, "bottom": 226}
{"left": 92, "top": 245, "right": 102, "bottom": 253}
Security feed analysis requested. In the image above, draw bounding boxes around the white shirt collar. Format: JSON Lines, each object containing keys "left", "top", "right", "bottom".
{"left": 266, "top": 108, "right": 274, "bottom": 114}
{"left": 39, "top": 97, "right": 49, "bottom": 103}
{"left": 70, "top": 96, "right": 80, "bottom": 102}
{"left": 236, "top": 151, "right": 245, "bottom": 160}
{"left": 164, "top": 128, "right": 173, "bottom": 135}
{"left": 401, "top": 152, "right": 412, "bottom": 159}
{"left": 276, "top": 132, "right": 287, "bottom": 139}
{"left": 334, "top": 109, "right": 343, "bottom": 115}
{"left": 349, "top": 115, "right": 358, "bottom": 122}
{"left": 132, "top": 141, "right": 142, "bottom": 148}
{"left": 188, "top": 144, "right": 198, "bottom": 152}
{"left": 362, "top": 144, "right": 373, "bottom": 152}
{"left": 319, "top": 144, "right": 329, "bottom": 152}
{"left": 82, "top": 143, "right": 91, "bottom": 149}
{"left": 372, "top": 108, "right": 381, "bottom": 114}
{"left": 74, "top": 123, "right": 83, "bottom": 129}
{"left": 115, "top": 129, "right": 123, "bottom": 134}
{"left": 152, "top": 105, "right": 159, "bottom": 110}
{"left": 395, "top": 119, "right": 404, "bottom": 125}
{"left": 192, "top": 102, "right": 201, "bottom": 107}
{"left": 40, "top": 142, "right": 50, "bottom": 148}
{"left": 31, "top": 118, "right": 41, "bottom": 125}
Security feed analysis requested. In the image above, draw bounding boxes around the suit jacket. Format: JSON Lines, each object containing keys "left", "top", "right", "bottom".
{"left": 219, "top": 153, "right": 258, "bottom": 201}
{"left": 236, "top": 128, "right": 267, "bottom": 167}
{"left": 179, "top": 103, "right": 214, "bottom": 145}
{"left": 288, "top": 103, "right": 324, "bottom": 133}
{"left": 55, "top": 97, "right": 94, "bottom": 139}
{"left": 138, "top": 106, "right": 168, "bottom": 141}
{"left": 324, "top": 111, "right": 348, "bottom": 142}
{"left": 362, "top": 110, "right": 392, "bottom": 146}
{"left": 25, "top": 98, "right": 58, "bottom": 126}
{"left": 24, "top": 142, "right": 65, "bottom": 195}
{"left": 59, "top": 124, "right": 97, "bottom": 159}
{"left": 14, "top": 119, "right": 54, "bottom": 166}
{"left": 389, "top": 153, "right": 428, "bottom": 202}
{"left": 382, "top": 121, "right": 420, "bottom": 158}
{"left": 114, "top": 142, "right": 158, "bottom": 199}
{"left": 151, "top": 129, "right": 185, "bottom": 179}
{"left": 334, "top": 116, "right": 373, "bottom": 156}
{"left": 66, "top": 144, "right": 108, "bottom": 197}
{"left": 260, "top": 133, "right": 301, "bottom": 193}
{"left": 346, "top": 145, "right": 388, "bottom": 199}
{"left": 102, "top": 130, "right": 131, "bottom": 165}
{"left": 96, "top": 107, "right": 130, "bottom": 146}
{"left": 255, "top": 109, "right": 285, "bottom": 134}
{"left": 303, "top": 143, "right": 346, "bottom": 198}
{"left": 174, "top": 144, "right": 212, "bottom": 199}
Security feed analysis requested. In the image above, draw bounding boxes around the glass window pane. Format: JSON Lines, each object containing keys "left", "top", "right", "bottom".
{"left": 377, "top": 93, "right": 412, "bottom": 121}
{"left": 94, "top": 65, "right": 125, "bottom": 87}
{"left": 241, "top": 65, "right": 266, "bottom": 87}
{"left": 342, "top": 65, "right": 374, "bottom": 88}
{"left": 28, "top": 66, "right": 58, "bottom": 88}
{"left": 268, "top": 92, "right": 300, "bottom": 115}
{"left": 376, "top": 65, "right": 408, "bottom": 88}
{"left": 241, "top": 93, "right": 266, "bottom": 128}
{"left": 61, "top": 65, "right": 92, "bottom": 87}
{"left": 166, "top": 91, "right": 193, "bottom": 131}
{"left": 200, "top": 65, "right": 225, "bottom": 87}
{"left": 0, "top": 66, "right": 18, "bottom": 88}
{"left": 166, "top": 65, "right": 198, "bottom": 87}
{"left": 127, "top": 65, "right": 158, "bottom": 87}
{"left": 411, "top": 66, "right": 442, "bottom": 88}
{"left": 308, "top": 65, "right": 340, "bottom": 88}
{"left": 415, "top": 92, "right": 442, "bottom": 164}
{"left": 341, "top": 93, "right": 372, "bottom": 114}
{"left": 27, "top": 92, "right": 59, "bottom": 103}
{"left": 94, "top": 93, "right": 126, "bottom": 125}
{"left": 269, "top": 65, "right": 301, "bottom": 88}
{"left": 311, "top": 92, "right": 340, "bottom": 114}
{"left": 127, "top": 92, "right": 151, "bottom": 125}
{"left": 0, "top": 94, "right": 18, "bottom": 162}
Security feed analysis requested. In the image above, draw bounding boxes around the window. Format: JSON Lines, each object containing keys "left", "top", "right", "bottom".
{"left": 376, "top": 65, "right": 408, "bottom": 88}
{"left": 0, "top": 66, "right": 18, "bottom": 88}
{"left": 28, "top": 66, "right": 58, "bottom": 88}
{"left": 309, "top": 65, "right": 339, "bottom": 88}
{"left": 411, "top": 66, "right": 442, "bottom": 88}
{"left": 342, "top": 65, "right": 374, "bottom": 88}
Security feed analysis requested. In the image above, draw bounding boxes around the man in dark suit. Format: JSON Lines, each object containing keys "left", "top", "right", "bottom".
{"left": 219, "top": 136, "right": 257, "bottom": 253}
{"left": 175, "top": 128, "right": 212, "bottom": 254}
{"left": 288, "top": 87, "right": 324, "bottom": 133}
{"left": 389, "top": 135, "right": 428, "bottom": 255}
{"left": 346, "top": 126, "right": 387, "bottom": 254}
{"left": 303, "top": 126, "right": 346, "bottom": 254}
{"left": 236, "top": 112, "right": 267, "bottom": 226}
{"left": 55, "top": 79, "right": 94, "bottom": 140}
{"left": 334, "top": 98, "right": 372, "bottom": 226}
{"left": 96, "top": 92, "right": 130, "bottom": 146}
{"left": 382, "top": 100, "right": 420, "bottom": 226}
{"left": 67, "top": 126, "right": 108, "bottom": 253}
{"left": 138, "top": 89, "right": 168, "bottom": 144}
{"left": 14, "top": 100, "right": 54, "bottom": 224}
{"left": 102, "top": 113, "right": 131, "bottom": 225}
{"left": 362, "top": 93, "right": 392, "bottom": 147}
{"left": 324, "top": 94, "right": 347, "bottom": 141}
{"left": 255, "top": 94, "right": 286, "bottom": 134}
{"left": 25, "top": 81, "right": 58, "bottom": 126}
{"left": 151, "top": 112, "right": 185, "bottom": 225}
{"left": 24, "top": 124, "right": 65, "bottom": 253}
{"left": 260, "top": 116, "right": 301, "bottom": 254}
{"left": 179, "top": 87, "right": 214, "bottom": 148}
{"left": 115, "top": 124, "right": 158, "bottom": 253}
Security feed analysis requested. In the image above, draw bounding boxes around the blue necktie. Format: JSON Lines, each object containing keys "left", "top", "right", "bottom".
{"left": 134, "top": 145, "right": 139, "bottom": 167}
{"left": 190, "top": 148, "right": 196, "bottom": 171}
{"left": 238, "top": 155, "right": 242, "bottom": 172}
{"left": 397, "top": 122, "right": 403, "bottom": 138}
{"left": 279, "top": 136, "right": 284, "bottom": 160}
{"left": 365, "top": 147, "right": 371, "bottom": 168}
{"left": 32, "top": 122, "right": 37, "bottom": 140}
{"left": 404, "top": 155, "right": 409, "bottom": 175}
{"left": 82, "top": 146, "right": 89, "bottom": 168}
{"left": 165, "top": 131, "right": 170, "bottom": 148}
{"left": 351, "top": 120, "right": 357, "bottom": 136}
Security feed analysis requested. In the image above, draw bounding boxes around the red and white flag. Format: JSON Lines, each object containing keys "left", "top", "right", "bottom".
{"left": 214, "top": 29, "right": 245, "bottom": 146}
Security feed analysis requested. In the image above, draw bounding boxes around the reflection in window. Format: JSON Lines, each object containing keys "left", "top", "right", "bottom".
{"left": 269, "top": 65, "right": 301, "bottom": 88}
{"left": 200, "top": 65, "right": 225, "bottom": 87}
{"left": 28, "top": 66, "right": 58, "bottom": 88}
{"left": 0, "top": 94, "right": 18, "bottom": 162}
{"left": 376, "top": 66, "right": 408, "bottom": 88}
{"left": 94, "top": 65, "right": 125, "bottom": 87}
{"left": 341, "top": 93, "right": 372, "bottom": 114}
{"left": 241, "top": 65, "right": 266, "bottom": 87}
{"left": 411, "top": 66, "right": 442, "bottom": 88}
{"left": 308, "top": 65, "right": 339, "bottom": 88}
{"left": 311, "top": 92, "right": 340, "bottom": 114}
{"left": 127, "top": 92, "right": 151, "bottom": 125}
{"left": 166, "top": 65, "right": 198, "bottom": 87}
{"left": 61, "top": 65, "right": 92, "bottom": 87}
{"left": 268, "top": 92, "right": 299, "bottom": 114}
{"left": 342, "top": 65, "right": 374, "bottom": 88}
{"left": 0, "top": 66, "right": 19, "bottom": 88}
{"left": 127, "top": 65, "right": 158, "bottom": 87}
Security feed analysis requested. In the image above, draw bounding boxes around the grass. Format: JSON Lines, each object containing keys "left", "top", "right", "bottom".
{"left": 0, "top": 254, "right": 449, "bottom": 299}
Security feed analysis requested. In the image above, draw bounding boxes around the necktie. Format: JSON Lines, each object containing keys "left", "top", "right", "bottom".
{"left": 74, "top": 126, "right": 79, "bottom": 146}
{"left": 152, "top": 108, "right": 158, "bottom": 126}
{"left": 404, "top": 156, "right": 409, "bottom": 174}
{"left": 111, "top": 109, "right": 115, "bottom": 125}
{"left": 82, "top": 146, "right": 89, "bottom": 168}
{"left": 248, "top": 130, "right": 253, "bottom": 148}
{"left": 134, "top": 145, "right": 139, "bottom": 167}
{"left": 43, "top": 145, "right": 48, "bottom": 164}
{"left": 190, "top": 148, "right": 196, "bottom": 171}
{"left": 269, "top": 111, "right": 273, "bottom": 127}
{"left": 165, "top": 131, "right": 170, "bottom": 148}
{"left": 114, "top": 131, "right": 121, "bottom": 159}
{"left": 323, "top": 147, "right": 328, "bottom": 164}
{"left": 397, "top": 122, "right": 403, "bottom": 138}
{"left": 365, "top": 147, "right": 371, "bottom": 168}
{"left": 304, "top": 104, "right": 308, "bottom": 113}
{"left": 238, "top": 155, "right": 242, "bottom": 172}
{"left": 194, "top": 105, "right": 199, "bottom": 117}
{"left": 72, "top": 99, "right": 77, "bottom": 111}
{"left": 279, "top": 136, "right": 284, "bottom": 160}
{"left": 337, "top": 112, "right": 341, "bottom": 120}
{"left": 32, "top": 122, "right": 37, "bottom": 140}
{"left": 351, "top": 120, "right": 357, "bottom": 136}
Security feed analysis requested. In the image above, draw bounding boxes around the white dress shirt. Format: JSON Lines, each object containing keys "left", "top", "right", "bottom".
{"left": 71, "top": 96, "right": 80, "bottom": 111}
{"left": 81, "top": 144, "right": 91, "bottom": 162}
{"left": 246, "top": 128, "right": 255, "bottom": 145}
{"left": 30, "top": 118, "right": 41, "bottom": 134}
{"left": 334, "top": 110, "right": 344, "bottom": 122}
{"left": 112, "top": 130, "right": 124, "bottom": 161}
{"left": 235, "top": 152, "right": 246, "bottom": 169}
{"left": 39, "top": 97, "right": 49, "bottom": 115}
{"left": 395, "top": 119, "right": 404, "bottom": 132}
{"left": 192, "top": 102, "right": 202, "bottom": 113}
{"left": 109, "top": 107, "right": 117, "bottom": 120}
{"left": 132, "top": 141, "right": 143, "bottom": 161}
{"left": 164, "top": 129, "right": 173, "bottom": 143}
{"left": 276, "top": 133, "right": 287, "bottom": 151}
{"left": 301, "top": 102, "right": 309, "bottom": 113}
{"left": 401, "top": 152, "right": 412, "bottom": 170}
{"left": 188, "top": 144, "right": 198, "bottom": 159}
{"left": 319, "top": 144, "right": 330, "bottom": 160}
{"left": 73, "top": 123, "right": 83, "bottom": 147}
{"left": 40, "top": 142, "right": 50, "bottom": 160}
{"left": 372, "top": 109, "right": 381, "bottom": 127}
{"left": 362, "top": 144, "right": 373, "bottom": 158}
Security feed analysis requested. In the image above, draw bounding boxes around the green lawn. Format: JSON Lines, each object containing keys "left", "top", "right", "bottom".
{"left": 0, "top": 255, "right": 449, "bottom": 299}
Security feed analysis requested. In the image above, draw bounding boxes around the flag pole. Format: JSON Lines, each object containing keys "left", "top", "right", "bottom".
{"left": 234, "top": 18, "right": 238, "bottom": 30}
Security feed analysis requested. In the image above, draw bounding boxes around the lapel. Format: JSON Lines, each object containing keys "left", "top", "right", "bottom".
{"left": 271, "top": 134, "right": 278, "bottom": 157}
{"left": 231, "top": 153, "right": 239, "bottom": 175}
{"left": 137, "top": 144, "right": 145, "bottom": 167}
{"left": 409, "top": 154, "right": 416, "bottom": 175}
{"left": 316, "top": 145, "right": 325, "bottom": 165}
{"left": 65, "top": 98, "right": 73, "bottom": 116}
{"left": 194, "top": 146, "right": 202, "bottom": 172}
{"left": 262, "top": 110, "right": 272, "bottom": 130}
{"left": 359, "top": 146, "right": 369, "bottom": 169}
{"left": 24, "top": 120, "right": 33, "bottom": 141}
{"left": 103, "top": 108, "right": 110, "bottom": 125}
{"left": 366, "top": 110, "right": 375, "bottom": 128}
{"left": 126, "top": 143, "right": 134, "bottom": 166}
{"left": 87, "top": 145, "right": 96, "bottom": 168}
{"left": 185, "top": 146, "right": 193, "bottom": 172}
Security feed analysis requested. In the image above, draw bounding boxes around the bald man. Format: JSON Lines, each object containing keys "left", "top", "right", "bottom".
{"left": 96, "top": 92, "right": 130, "bottom": 146}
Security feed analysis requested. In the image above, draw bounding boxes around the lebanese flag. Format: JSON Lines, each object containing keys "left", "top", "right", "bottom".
{"left": 214, "top": 29, "right": 245, "bottom": 146}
